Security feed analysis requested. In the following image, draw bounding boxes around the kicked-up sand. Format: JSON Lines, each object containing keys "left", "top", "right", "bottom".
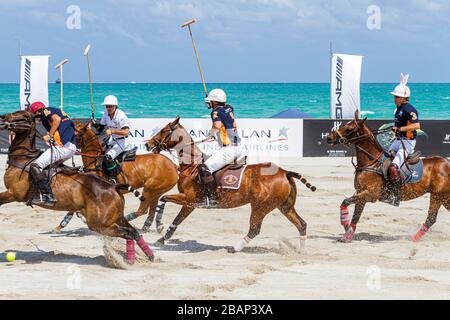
{"left": 1, "top": 155, "right": 450, "bottom": 300}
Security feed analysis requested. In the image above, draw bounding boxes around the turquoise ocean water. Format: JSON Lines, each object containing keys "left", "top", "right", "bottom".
{"left": 0, "top": 83, "right": 448, "bottom": 119}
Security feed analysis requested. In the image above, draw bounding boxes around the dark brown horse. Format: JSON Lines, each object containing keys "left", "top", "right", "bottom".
{"left": 55, "top": 121, "right": 178, "bottom": 233}
{"left": 327, "top": 113, "right": 450, "bottom": 242}
{"left": 144, "top": 117, "right": 317, "bottom": 253}
{"left": 0, "top": 111, "right": 154, "bottom": 265}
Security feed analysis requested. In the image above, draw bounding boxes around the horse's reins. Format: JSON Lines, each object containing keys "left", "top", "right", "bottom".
{"left": 149, "top": 123, "right": 203, "bottom": 174}
{"left": 335, "top": 121, "right": 386, "bottom": 169}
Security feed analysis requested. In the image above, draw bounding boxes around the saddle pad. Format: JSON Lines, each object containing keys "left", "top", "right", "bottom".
{"left": 402, "top": 160, "right": 423, "bottom": 184}
{"left": 381, "top": 154, "right": 423, "bottom": 184}
{"left": 217, "top": 166, "right": 246, "bottom": 190}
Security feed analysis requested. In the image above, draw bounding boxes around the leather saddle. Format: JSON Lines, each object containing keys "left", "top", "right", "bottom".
{"left": 118, "top": 146, "right": 138, "bottom": 163}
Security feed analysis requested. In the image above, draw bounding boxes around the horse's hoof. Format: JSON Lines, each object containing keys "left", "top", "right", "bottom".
{"left": 157, "top": 225, "right": 164, "bottom": 234}
{"left": 149, "top": 255, "right": 155, "bottom": 262}
{"left": 338, "top": 234, "right": 354, "bottom": 243}
{"left": 227, "top": 247, "right": 236, "bottom": 254}
{"left": 156, "top": 238, "right": 165, "bottom": 245}
{"left": 53, "top": 227, "right": 62, "bottom": 234}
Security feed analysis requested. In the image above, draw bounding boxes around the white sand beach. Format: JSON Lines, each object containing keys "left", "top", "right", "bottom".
{"left": 1, "top": 155, "right": 450, "bottom": 300}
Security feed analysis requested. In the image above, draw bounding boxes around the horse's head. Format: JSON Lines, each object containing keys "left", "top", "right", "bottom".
{"left": 0, "top": 110, "right": 35, "bottom": 133}
{"left": 145, "top": 116, "right": 184, "bottom": 153}
{"left": 74, "top": 120, "right": 101, "bottom": 151}
{"left": 327, "top": 111, "right": 368, "bottom": 146}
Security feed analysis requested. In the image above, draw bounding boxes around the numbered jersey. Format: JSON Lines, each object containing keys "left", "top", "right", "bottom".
{"left": 394, "top": 103, "right": 419, "bottom": 140}
{"left": 211, "top": 104, "right": 241, "bottom": 146}
{"left": 40, "top": 107, "right": 76, "bottom": 146}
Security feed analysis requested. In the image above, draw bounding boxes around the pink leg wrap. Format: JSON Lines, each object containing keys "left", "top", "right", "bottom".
{"left": 136, "top": 236, "right": 154, "bottom": 260}
{"left": 340, "top": 206, "right": 350, "bottom": 229}
{"left": 126, "top": 239, "right": 135, "bottom": 264}
{"left": 412, "top": 225, "right": 429, "bottom": 242}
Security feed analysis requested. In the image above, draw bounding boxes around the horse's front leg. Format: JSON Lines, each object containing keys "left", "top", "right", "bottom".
{"left": 54, "top": 212, "right": 75, "bottom": 233}
{"left": 339, "top": 190, "right": 375, "bottom": 243}
{"left": 0, "top": 190, "right": 17, "bottom": 206}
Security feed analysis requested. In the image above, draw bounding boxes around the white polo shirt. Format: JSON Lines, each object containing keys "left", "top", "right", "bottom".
{"left": 100, "top": 109, "right": 130, "bottom": 141}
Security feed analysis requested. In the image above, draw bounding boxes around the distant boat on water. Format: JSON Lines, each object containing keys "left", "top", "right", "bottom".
{"left": 55, "top": 78, "right": 61, "bottom": 84}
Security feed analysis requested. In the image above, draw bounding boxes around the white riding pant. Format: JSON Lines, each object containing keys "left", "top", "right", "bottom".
{"left": 33, "top": 142, "right": 77, "bottom": 169}
{"left": 389, "top": 139, "right": 416, "bottom": 168}
{"left": 106, "top": 138, "right": 130, "bottom": 160}
{"left": 204, "top": 145, "right": 243, "bottom": 173}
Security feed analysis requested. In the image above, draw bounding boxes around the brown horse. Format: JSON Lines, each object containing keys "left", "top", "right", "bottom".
{"left": 0, "top": 111, "right": 154, "bottom": 265}
{"left": 55, "top": 121, "right": 178, "bottom": 233}
{"left": 327, "top": 113, "right": 450, "bottom": 242}
{"left": 144, "top": 116, "right": 317, "bottom": 252}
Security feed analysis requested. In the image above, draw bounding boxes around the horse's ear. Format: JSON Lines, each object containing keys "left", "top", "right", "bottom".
{"left": 361, "top": 117, "right": 368, "bottom": 125}
{"left": 75, "top": 119, "right": 81, "bottom": 126}
{"left": 174, "top": 115, "right": 180, "bottom": 124}
{"left": 87, "top": 122, "right": 92, "bottom": 129}
{"left": 354, "top": 110, "right": 360, "bottom": 120}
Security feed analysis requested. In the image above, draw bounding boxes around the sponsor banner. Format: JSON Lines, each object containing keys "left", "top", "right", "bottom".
{"left": 330, "top": 54, "right": 363, "bottom": 119}
{"left": 19, "top": 56, "right": 50, "bottom": 111}
{"left": 127, "top": 118, "right": 303, "bottom": 160}
{"left": 303, "top": 119, "right": 450, "bottom": 157}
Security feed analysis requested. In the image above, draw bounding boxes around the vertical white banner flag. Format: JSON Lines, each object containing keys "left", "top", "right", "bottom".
{"left": 19, "top": 55, "right": 49, "bottom": 110}
{"left": 330, "top": 53, "right": 363, "bottom": 119}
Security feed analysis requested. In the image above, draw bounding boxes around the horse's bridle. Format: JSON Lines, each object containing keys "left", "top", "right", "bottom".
{"left": 150, "top": 122, "right": 179, "bottom": 153}
{"left": 335, "top": 120, "right": 384, "bottom": 168}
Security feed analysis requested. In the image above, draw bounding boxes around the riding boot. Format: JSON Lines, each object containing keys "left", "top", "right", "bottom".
{"left": 388, "top": 164, "right": 401, "bottom": 207}
{"left": 103, "top": 155, "right": 119, "bottom": 183}
{"left": 198, "top": 164, "right": 219, "bottom": 208}
{"left": 30, "top": 164, "right": 56, "bottom": 206}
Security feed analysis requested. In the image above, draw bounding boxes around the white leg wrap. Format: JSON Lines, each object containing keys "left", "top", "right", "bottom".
{"left": 299, "top": 236, "right": 307, "bottom": 253}
{"left": 234, "top": 236, "right": 251, "bottom": 252}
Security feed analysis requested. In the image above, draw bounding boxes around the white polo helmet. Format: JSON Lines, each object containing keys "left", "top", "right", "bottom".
{"left": 205, "top": 89, "right": 227, "bottom": 103}
{"left": 390, "top": 73, "right": 411, "bottom": 98}
{"left": 102, "top": 95, "right": 119, "bottom": 106}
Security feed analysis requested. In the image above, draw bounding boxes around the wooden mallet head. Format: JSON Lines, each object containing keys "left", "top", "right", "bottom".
{"left": 181, "top": 19, "right": 197, "bottom": 28}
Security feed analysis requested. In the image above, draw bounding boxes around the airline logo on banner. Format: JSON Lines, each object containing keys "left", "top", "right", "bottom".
{"left": 19, "top": 55, "right": 49, "bottom": 110}
{"left": 125, "top": 118, "right": 303, "bottom": 160}
{"left": 330, "top": 53, "right": 363, "bottom": 119}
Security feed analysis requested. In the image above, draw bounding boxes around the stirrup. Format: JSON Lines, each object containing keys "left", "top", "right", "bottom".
{"left": 195, "top": 197, "right": 219, "bottom": 209}
{"left": 380, "top": 193, "right": 400, "bottom": 207}
{"left": 32, "top": 193, "right": 56, "bottom": 207}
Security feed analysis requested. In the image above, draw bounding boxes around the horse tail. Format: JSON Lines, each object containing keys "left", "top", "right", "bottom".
{"left": 286, "top": 172, "right": 317, "bottom": 192}
{"left": 115, "top": 184, "right": 145, "bottom": 202}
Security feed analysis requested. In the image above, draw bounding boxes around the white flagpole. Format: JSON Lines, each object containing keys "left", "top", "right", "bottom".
{"left": 329, "top": 41, "right": 333, "bottom": 119}
{"left": 55, "top": 59, "right": 69, "bottom": 111}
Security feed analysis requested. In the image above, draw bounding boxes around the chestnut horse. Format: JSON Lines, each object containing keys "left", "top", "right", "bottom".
{"left": 327, "top": 114, "right": 450, "bottom": 243}
{"left": 0, "top": 111, "right": 154, "bottom": 265}
{"left": 144, "top": 117, "right": 317, "bottom": 253}
{"left": 55, "top": 121, "right": 178, "bottom": 232}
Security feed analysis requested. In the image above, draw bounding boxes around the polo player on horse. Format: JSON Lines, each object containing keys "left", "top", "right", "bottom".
{"left": 93, "top": 95, "right": 132, "bottom": 183}
{"left": 199, "top": 88, "right": 243, "bottom": 207}
{"left": 28, "top": 101, "right": 77, "bottom": 206}
{"left": 387, "top": 74, "right": 421, "bottom": 206}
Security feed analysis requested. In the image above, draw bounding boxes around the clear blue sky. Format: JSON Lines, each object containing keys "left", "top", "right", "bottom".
{"left": 1, "top": 0, "right": 449, "bottom": 83}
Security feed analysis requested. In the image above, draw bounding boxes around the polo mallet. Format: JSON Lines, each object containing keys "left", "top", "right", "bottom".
{"left": 181, "top": 19, "right": 208, "bottom": 97}
{"left": 83, "top": 44, "right": 95, "bottom": 120}
{"left": 55, "top": 59, "right": 69, "bottom": 112}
